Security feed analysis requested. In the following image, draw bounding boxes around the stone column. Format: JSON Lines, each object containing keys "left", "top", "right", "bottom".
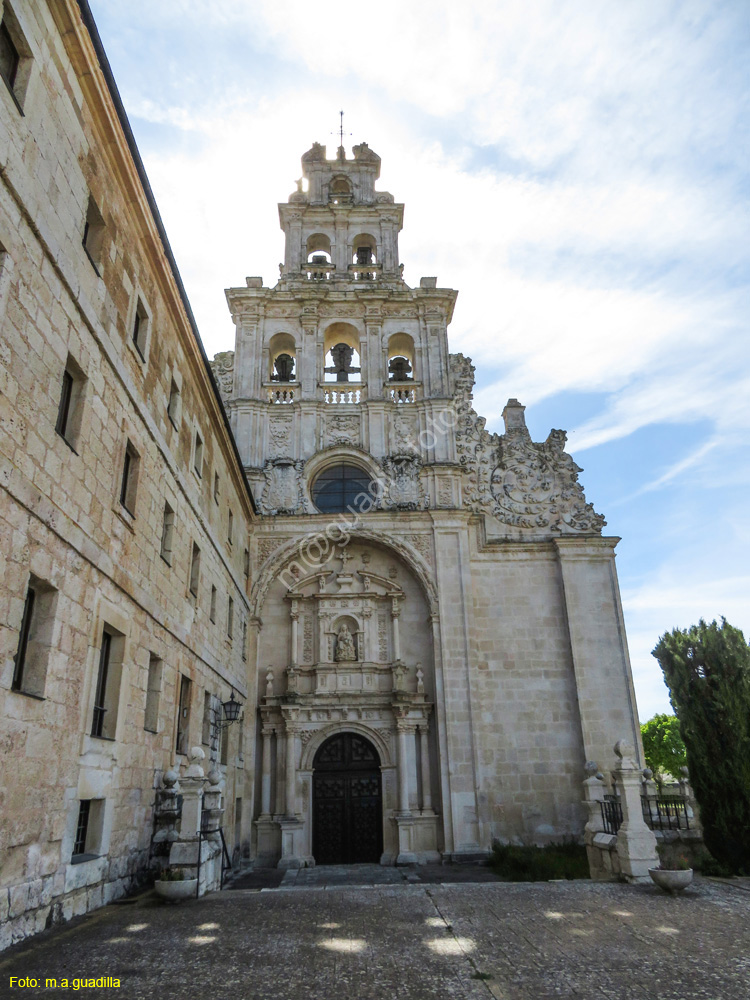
{"left": 260, "top": 728, "right": 273, "bottom": 818}
{"left": 419, "top": 726, "right": 433, "bottom": 812}
{"left": 284, "top": 726, "right": 298, "bottom": 818}
{"left": 396, "top": 723, "right": 411, "bottom": 815}
{"left": 391, "top": 598, "right": 401, "bottom": 662}
{"left": 612, "top": 740, "right": 658, "bottom": 882}
{"left": 290, "top": 606, "right": 299, "bottom": 665}
{"left": 394, "top": 718, "right": 418, "bottom": 864}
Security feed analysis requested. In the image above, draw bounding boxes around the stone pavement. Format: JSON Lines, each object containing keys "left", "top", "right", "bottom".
{"left": 1, "top": 872, "right": 749, "bottom": 999}
{"left": 228, "top": 862, "right": 506, "bottom": 890}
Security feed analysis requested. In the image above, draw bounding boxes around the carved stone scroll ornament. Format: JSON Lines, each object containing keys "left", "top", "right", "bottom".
{"left": 382, "top": 454, "right": 422, "bottom": 510}
{"left": 326, "top": 413, "right": 361, "bottom": 447}
{"left": 210, "top": 351, "right": 235, "bottom": 404}
{"left": 450, "top": 353, "right": 605, "bottom": 533}
{"left": 260, "top": 458, "right": 306, "bottom": 515}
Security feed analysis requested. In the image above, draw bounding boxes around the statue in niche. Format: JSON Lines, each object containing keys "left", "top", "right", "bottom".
{"left": 325, "top": 343, "right": 361, "bottom": 383}
{"left": 335, "top": 623, "right": 357, "bottom": 662}
{"left": 271, "top": 353, "right": 295, "bottom": 382}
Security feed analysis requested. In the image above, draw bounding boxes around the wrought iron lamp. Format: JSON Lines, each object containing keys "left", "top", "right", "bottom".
{"left": 221, "top": 690, "right": 243, "bottom": 727}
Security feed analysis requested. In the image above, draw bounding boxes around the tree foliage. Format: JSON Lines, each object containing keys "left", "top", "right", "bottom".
{"left": 640, "top": 714, "right": 687, "bottom": 780}
{"left": 652, "top": 618, "right": 750, "bottom": 874}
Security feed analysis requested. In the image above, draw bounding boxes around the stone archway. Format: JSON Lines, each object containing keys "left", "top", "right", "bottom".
{"left": 312, "top": 732, "right": 383, "bottom": 864}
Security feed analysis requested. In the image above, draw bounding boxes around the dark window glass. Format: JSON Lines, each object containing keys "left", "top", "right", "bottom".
{"left": 56, "top": 370, "right": 74, "bottom": 439}
{"left": 12, "top": 586, "right": 35, "bottom": 691}
{"left": 312, "top": 464, "right": 375, "bottom": 513}
{"left": 0, "top": 21, "right": 19, "bottom": 89}
{"left": 73, "top": 800, "right": 91, "bottom": 857}
{"left": 91, "top": 632, "right": 111, "bottom": 737}
{"left": 176, "top": 675, "right": 192, "bottom": 754}
{"left": 120, "top": 451, "right": 132, "bottom": 510}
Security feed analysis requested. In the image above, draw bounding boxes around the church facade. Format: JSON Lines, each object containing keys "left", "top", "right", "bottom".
{"left": 215, "top": 143, "right": 643, "bottom": 867}
{"left": 1, "top": 0, "right": 644, "bottom": 952}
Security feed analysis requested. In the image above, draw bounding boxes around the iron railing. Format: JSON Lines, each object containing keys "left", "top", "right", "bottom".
{"left": 642, "top": 795, "right": 690, "bottom": 831}
{"left": 600, "top": 795, "right": 623, "bottom": 835}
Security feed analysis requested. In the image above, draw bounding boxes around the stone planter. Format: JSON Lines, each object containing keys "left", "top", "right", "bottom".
{"left": 153, "top": 878, "right": 198, "bottom": 901}
{"left": 648, "top": 868, "right": 693, "bottom": 893}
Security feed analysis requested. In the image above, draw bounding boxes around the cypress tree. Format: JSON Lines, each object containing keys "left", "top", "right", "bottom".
{"left": 652, "top": 618, "right": 750, "bottom": 874}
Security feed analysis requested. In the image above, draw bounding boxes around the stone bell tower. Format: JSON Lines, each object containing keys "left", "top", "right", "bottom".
{"left": 220, "top": 140, "right": 460, "bottom": 515}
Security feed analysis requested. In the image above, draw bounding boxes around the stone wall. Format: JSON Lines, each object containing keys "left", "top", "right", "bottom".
{"left": 0, "top": 0, "right": 256, "bottom": 949}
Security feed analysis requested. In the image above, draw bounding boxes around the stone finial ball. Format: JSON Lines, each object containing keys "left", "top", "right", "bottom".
{"left": 584, "top": 761, "right": 599, "bottom": 776}
{"left": 643, "top": 768, "right": 653, "bottom": 779}
{"left": 163, "top": 769, "right": 179, "bottom": 788}
{"left": 188, "top": 746, "right": 206, "bottom": 763}
{"left": 680, "top": 766, "right": 690, "bottom": 778}
{"left": 613, "top": 739, "right": 633, "bottom": 759}
{"left": 207, "top": 768, "right": 222, "bottom": 786}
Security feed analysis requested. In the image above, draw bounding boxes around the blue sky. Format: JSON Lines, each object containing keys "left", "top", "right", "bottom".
{"left": 89, "top": 0, "right": 750, "bottom": 721}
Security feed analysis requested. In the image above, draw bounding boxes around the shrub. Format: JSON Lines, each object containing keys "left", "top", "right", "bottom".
{"left": 489, "top": 841, "right": 589, "bottom": 881}
{"left": 652, "top": 618, "right": 750, "bottom": 875}
{"left": 158, "top": 867, "right": 185, "bottom": 882}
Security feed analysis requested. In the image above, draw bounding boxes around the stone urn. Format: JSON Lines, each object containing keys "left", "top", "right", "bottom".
{"left": 153, "top": 877, "right": 198, "bottom": 901}
{"left": 648, "top": 868, "right": 693, "bottom": 894}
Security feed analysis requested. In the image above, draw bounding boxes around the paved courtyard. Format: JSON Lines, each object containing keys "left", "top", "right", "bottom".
{"left": 1, "top": 871, "right": 749, "bottom": 999}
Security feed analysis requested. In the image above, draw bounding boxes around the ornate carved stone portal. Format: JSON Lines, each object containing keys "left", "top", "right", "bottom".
{"left": 256, "top": 546, "right": 438, "bottom": 868}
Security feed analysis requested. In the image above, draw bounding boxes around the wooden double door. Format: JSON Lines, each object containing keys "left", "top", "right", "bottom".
{"left": 312, "top": 733, "right": 383, "bottom": 865}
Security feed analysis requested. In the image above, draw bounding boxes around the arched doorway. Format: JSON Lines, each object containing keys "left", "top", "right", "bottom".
{"left": 313, "top": 732, "right": 383, "bottom": 864}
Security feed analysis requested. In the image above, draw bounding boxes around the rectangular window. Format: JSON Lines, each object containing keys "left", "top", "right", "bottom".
{"left": 243, "top": 547, "right": 250, "bottom": 579}
{"left": 227, "top": 595, "right": 234, "bottom": 640}
{"left": 241, "top": 618, "right": 247, "bottom": 662}
{"left": 12, "top": 578, "right": 58, "bottom": 698}
{"left": 119, "top": 440, "right": 139, "bottom": 516}
{"left": 213, "top": 472, "right": 220, "bottom": 504}
{"left": 202, "top": 691, "right": 212, "bottom": 745}
{"left": 71, "top": 799, "right": 104, "bottom": 863}
{"left": 193, "top": 431, "right": 203, "bottom": 478}
{"left": 160, "top": 501, "right": 175, "bottom": 565}
{"left": 56, "top": 370, "right": 73, "bottom": 438}
{"left": 144, "top": 655, "right": 163, "bottom": 733}
{"left": 82, "top": 195, "right": 105, "bottom": 273}
{"left": 91, "top": 626, "right": 124, "bottom": 740}
{"left": 176, "top": 675, "right": 192, "bottom": 755}
{"left": 12, "top": 585, "right": 35, "bottom": 691}
{"left": 55, "top": 355, "right": 86, "bottom": 450}
{"left": 0, "top": 6, "right": 32, "bottom": 112}
{"left": 132, "top": 299, "right": 149, "bottom": 362}
{"left": 189, "top": 542, "right": 201, "bottom": 598}
{"left": 227, "top": 509, "right": 233, "bottom": 546}
{"left": 167, "top": 378, "right": 181, "bottom": 429}
{"left": 210, "top": 585, "right": 217, "bottom": 623}
{"left": 72, "top": 799, "right": 91, "bottom": 857}
{"left": 0, "top": 20, "right": 19, "bottom": 89}
{"left": 220, "top": 721, "right": 229, "bottom": 766}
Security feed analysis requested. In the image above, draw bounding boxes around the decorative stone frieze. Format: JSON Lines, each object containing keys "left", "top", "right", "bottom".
{"left": 210, "top": 350, "right": 235, "bottom": 404}
{"left": 451, "top": 353, "right": 605, "bottom": 533}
